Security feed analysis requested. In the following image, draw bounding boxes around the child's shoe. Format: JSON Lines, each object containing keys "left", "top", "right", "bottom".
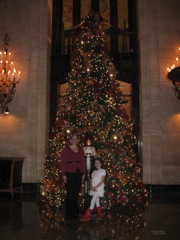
{"left": 80, "top": 209, "right": 92, "bottom": 221}
{"left": 96, "top": 206, "right": 103, "bottom": 220}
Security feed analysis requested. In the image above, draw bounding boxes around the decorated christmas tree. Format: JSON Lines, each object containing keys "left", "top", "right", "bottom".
{"left": 39, "top": 11, "right": 148, "bottom": 211}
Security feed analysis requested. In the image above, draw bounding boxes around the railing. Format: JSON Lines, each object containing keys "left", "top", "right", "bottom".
{"left": 0, "top": 157, "right": 24, "bottom": 199}
{"left": 55, "top": 27, "right": 135, "bottom": 56}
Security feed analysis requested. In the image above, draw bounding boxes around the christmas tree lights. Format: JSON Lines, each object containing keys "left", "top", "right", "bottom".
{"left": 39, "top": 11, "right": 148, "bottom": 212}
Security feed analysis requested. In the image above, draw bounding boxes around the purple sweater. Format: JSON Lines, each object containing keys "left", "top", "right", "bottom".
{"left": 61, "top": 146, "right": 86, "bottom": 176}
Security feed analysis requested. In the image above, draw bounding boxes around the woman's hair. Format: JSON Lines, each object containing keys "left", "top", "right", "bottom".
{"left": 69, "top": 132, "right": 79, "bottom": 140}
{"left": 69, "top": 133, "right": 80, "bottom": 145}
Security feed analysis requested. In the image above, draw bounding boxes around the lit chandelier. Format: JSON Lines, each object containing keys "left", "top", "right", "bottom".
{"left": 0, "top": 33, "right": 21, "bottom": 114}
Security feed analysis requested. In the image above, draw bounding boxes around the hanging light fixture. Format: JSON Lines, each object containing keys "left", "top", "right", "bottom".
{"left": 0, "top": 33, "right": 21, "bottom": 113}
{"left": 168, "top": 67, "right": 180, "bottom": 99}
{"left": 167, "top": 46, "right": 180, "bottom": 99}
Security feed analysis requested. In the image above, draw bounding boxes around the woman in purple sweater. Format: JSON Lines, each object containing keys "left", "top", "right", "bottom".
{"left": 61, "top": 133, "right": 86, "bottom": 219}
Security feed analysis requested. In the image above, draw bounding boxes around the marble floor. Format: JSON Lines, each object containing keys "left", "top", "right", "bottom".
{"left": 0, "top": 191, "right": 180, "bottom": 240}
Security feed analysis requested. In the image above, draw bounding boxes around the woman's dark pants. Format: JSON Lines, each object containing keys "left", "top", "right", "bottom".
{"left": 65, "top": 169, "right": 82, "bottom": 217}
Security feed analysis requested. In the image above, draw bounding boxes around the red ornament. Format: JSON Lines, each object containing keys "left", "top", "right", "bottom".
{"left": 137, "top": 181, "right": 144, "bottom": 189}
{"left": 114, "top": 171, "right": 119, "bottom": 179}
{"left": 107, "top": 191, "right": 112, "bottom": 196}
{"left": 137, "top": 196, "right": 143, "bottom": 203}
{"left": 119, "top": 194, "right": 129, "bottom": 205}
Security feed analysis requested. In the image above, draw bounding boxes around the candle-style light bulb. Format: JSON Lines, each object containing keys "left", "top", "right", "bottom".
{"left": 8, "top": 52, "right": 11, "bottom": 61}
{"left": 18, "top": 71, "right": 21, "bottom": 80}
{"left": 176, "top": 57, "right": 179, "bottom": 67}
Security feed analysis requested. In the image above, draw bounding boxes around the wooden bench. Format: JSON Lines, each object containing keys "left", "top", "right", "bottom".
{"left": 0, "top": 157, "right": 24, "bottom": 199}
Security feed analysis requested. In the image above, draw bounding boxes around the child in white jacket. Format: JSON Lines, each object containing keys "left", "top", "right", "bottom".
{"left": 81, "top": 158, "right": 106, "bottom": 221}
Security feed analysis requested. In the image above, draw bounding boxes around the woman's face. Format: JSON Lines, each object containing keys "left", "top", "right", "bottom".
{"left": 95, "top": 160, "right": 101, "bottom": 169}
{"left": 71, "top": 135, "right": 79, "bottom": 145}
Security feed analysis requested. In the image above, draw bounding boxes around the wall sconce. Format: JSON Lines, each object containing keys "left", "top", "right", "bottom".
{"left": 168, "top": 67, "right": 180, "bottom": 99}
{"left": 0, "top": 33, "right": 21, "bottom": 114}
{"left": 167, "top": 47, "right": 180, "bottom": 99}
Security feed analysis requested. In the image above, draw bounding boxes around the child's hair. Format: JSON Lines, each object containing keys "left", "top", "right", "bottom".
{"left": 95, "top": 157, "right": 103, "bottom": 165}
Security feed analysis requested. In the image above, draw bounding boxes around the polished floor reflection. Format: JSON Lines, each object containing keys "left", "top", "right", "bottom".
{"left": 0, "top": 192, "right": 180, "bottom": 240}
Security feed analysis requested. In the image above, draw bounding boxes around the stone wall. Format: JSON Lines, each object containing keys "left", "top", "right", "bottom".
{"left": 0, "top": 0, "right": 180, "bottom": 185}
{"left": 137, "top": 0, "right": 180, "bottom": 184}
{"left": 0, "top": 0, "right": 52, "bottom": 182}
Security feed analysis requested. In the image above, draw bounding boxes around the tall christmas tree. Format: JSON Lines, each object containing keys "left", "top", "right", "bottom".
{"left": 39, "top": 11, "right": 148, "bottom": 211}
